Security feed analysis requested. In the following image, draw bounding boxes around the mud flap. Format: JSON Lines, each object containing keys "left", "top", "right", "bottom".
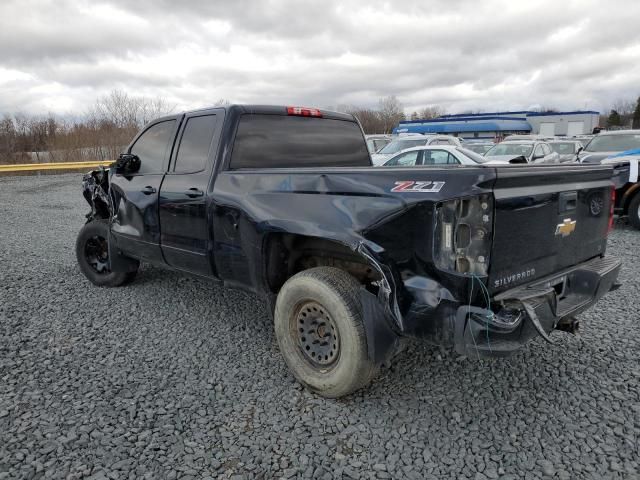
{"left": 360, "top": 288, "right": 401, "bottom": 366}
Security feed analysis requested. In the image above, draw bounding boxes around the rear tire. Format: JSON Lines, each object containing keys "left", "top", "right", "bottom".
{"left": 628, "top": 194, "right": 640, "bottom": 230}
{"left": 274, "top": 267, "right": 377, "bottom": 398}
{"left": 76, "top": 219, "right": 138, "bottom": 287}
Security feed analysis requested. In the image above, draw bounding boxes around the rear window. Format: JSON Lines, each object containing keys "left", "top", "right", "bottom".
{"left": 230, "top": 114, "right": 370, "bottom": 169}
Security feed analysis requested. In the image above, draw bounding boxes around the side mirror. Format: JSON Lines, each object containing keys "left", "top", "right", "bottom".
{"left": 114, "top": 153, "right": 141, "bottom": 175}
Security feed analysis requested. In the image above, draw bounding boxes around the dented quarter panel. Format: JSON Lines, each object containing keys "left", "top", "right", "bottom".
{"left": 210, "top": 166, "right": 496, "bottom": 334}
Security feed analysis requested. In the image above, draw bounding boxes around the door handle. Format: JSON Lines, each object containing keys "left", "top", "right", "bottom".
{"left": 185, "top": 188, "right": 204, "bottom": 198}
{"left": 141, "top": 186, "right": 156, "bottom": 195}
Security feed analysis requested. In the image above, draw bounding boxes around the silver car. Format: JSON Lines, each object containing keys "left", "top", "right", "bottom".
{"left": 578, "top": 130, "right": 640, "bottom": 164}
{"left": 371, "top": 135, "right": 462, "bottom": 165}
{"left": 484, "top": 140, "right": 560, "bottom": 164}
{"left": 381, "top": 145, "right": 489, "bottom": 167}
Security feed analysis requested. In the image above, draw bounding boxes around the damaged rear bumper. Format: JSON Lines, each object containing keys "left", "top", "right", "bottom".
{"left": 454, "top": 256, "right": 621, "bottom": 357}
{"left": 359, "top": 255, "right": 621, "bottom": 364}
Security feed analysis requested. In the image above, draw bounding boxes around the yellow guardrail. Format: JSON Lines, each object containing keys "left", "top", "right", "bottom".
{"left": 0, "top": 161, "right": 112, "bottom": 173}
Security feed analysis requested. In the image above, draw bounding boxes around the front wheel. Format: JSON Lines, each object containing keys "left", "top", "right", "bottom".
{"left": 75, "top": 219, "right": 138, "bottom": 287}
{"left": 274, "top": 267, "right": 377, "bottom": 398}
{"left": 628, "top": 194, "right": 640, "bottom": 230}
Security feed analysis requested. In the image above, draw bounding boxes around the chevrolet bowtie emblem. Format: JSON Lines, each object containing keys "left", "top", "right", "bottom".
{"left": 555, "top": 218, "right": 576, "bottom": 237}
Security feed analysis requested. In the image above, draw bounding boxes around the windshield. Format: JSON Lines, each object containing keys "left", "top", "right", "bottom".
{"left": 366, "top": 138, "right": 390, "bottom": 153}
{"left": 456, "top": 147, "right": 489, "bottom": 163}
{"left": 466, "top": 144, "right": 493, "bottom": 155}
{"left": 584, "top": 133, "right": 640, "bottom": 152}
{"left": 549, "top": 142, "right": 576, "bottom": 154}
{"left": 486, "top": 143, "right": 533, "bottom": 157}
{"left": 378, "top": 138, "right": 426, "bottom": 154}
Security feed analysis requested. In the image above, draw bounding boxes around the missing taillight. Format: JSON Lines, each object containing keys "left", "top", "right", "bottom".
{"left": 434, "top": 195, "right": 493, "bottom": 276}
{"left": 456, "top": 223, "right": 471, "bottom": 248}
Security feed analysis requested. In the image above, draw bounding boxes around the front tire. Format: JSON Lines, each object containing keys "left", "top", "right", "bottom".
{"left": 274, "top": 267, "right": 377, "bottom": 398}
{"left": 76, "top": 219, "right": 138, "bottom": 287}
{"left": 628, "top": 194, "right": 640, "bottom": 230}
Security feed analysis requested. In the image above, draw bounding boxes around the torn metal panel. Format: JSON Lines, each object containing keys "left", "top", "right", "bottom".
{"left": 81, "top": 167, "right": 112, "bottom": 220}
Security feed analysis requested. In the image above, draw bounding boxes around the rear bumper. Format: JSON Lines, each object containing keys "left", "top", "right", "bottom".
{"left": 454, "top": 256, "right": 621, "bottom": 357}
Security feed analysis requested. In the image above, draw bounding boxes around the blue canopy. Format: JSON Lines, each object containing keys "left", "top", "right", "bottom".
{"left": 394, "top": 120, "right": 531, "bottom": 135}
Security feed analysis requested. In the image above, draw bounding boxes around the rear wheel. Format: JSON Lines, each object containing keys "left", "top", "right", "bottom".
{"left": 274, "top": 267, "right": 377, "bottom": 398}
{"left": 628, "top": 194, "right": 640, "bottom": 230}
{"left": 76, "top": 219, "right": 138, "bottom": 287}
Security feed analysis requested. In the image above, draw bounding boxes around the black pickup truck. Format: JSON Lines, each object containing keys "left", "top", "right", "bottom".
{"left": 78, "top": 105, "right": 621, "bottom": 397}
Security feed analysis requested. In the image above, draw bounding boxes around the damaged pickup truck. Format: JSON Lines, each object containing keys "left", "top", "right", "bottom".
{"left": 78, "top": 105, "right": 621, "bottom": 397}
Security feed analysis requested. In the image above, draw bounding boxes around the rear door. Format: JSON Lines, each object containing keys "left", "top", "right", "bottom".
{"left": 488, "top": 165, "right": 614, "bottom": 293}
{"left": 158, "top": 108, "right": 224, "bottom": 276}
{"left": 110, "top": 117, "right": 180, "bottom": 263}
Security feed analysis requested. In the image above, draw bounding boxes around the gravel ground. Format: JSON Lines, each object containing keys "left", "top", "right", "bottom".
{"left": 0, "top": 173, "right": 638, "bottom": 480}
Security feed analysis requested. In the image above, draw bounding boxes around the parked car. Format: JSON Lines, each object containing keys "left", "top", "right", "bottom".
{"left": 371, "top": 134, "right": 462, "bottom": 165}
{"left": 579, "top": 130, "right": 640, "bottom": 164}
{"left": 365, "top": 134, "right": 392, "bottom": 154}
{"left": 382, "top": 145, "right": 489, "bottom": 166}
{"left": 602, "top": 148, "right": 640, "bottom": 229}
{"left": 77, "top": 104, "right": 620, "bottom": 398}
{"left": 547, "top": 140, "right": 583, "bottom": 162}
{"left": 504, "top": 134, "right": 555, "bottom": 141}
{"left": 465, "top": 143, "right": 495, "bottom": 155}
{"left": 484, "top": 140, "right": 560, "bottom": 164}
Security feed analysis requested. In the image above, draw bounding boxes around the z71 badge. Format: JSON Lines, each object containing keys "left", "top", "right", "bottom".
{"left": 391, "top": 180, "right": 445, "bottom": 193}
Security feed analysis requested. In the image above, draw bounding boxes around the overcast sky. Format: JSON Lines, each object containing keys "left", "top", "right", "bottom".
{"left": 1, "top": 0, "right": 639, "bottom": 117}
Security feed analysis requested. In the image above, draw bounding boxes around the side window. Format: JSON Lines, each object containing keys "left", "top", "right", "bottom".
{"left": 174, "top": 115, "right": 218, "bottom": 173}
{"left": 543, "top": 144, "right": 552, "bottom": 155}
{"left": 386, "top": 151, "right": 420, "bottom": 166}
{"left": 425, "top": 150, "right": 457, "bottom": 165}
{"left": 130, "top": 120, "right": 176, "bottom": 174}
{"left": 534, "top": 145, "right": 545, "bottom": 158}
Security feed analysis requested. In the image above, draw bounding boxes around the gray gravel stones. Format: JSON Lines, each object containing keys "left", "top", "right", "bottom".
{"left": 1, "top": 173, "right": 639, "bottom": 479}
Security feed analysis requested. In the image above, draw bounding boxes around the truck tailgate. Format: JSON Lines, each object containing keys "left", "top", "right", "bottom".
{"left": 489, "top": 165, "right": 614, "bottom": 293}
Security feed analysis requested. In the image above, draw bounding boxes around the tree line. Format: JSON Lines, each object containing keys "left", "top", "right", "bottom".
{"left": 0, "top": 90, "right": 174, "bottom": 165}
{"left": 3, "top": 91, "right": 639, "bottom": 165}
{"left": 604, "top": 96, "right": 640, "bottom": 129}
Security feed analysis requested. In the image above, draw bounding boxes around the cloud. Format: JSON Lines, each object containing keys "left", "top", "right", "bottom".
{"left": 0, "top": 0, "right": 639, "bottom": 116}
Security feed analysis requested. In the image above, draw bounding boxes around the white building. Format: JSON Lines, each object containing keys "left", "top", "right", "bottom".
{"left": 395, "top": 110, "right": 600, "bottom": 139}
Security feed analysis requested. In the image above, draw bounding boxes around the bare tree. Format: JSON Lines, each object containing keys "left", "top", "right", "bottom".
{"left": 89, "top": 89, "right": 174, "bottom": 129}
{"left": 377, "top": 96, "right": 405, "bottom": 134}
{"left": 417, "top": 106, "right": 445, "bottom": 120}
